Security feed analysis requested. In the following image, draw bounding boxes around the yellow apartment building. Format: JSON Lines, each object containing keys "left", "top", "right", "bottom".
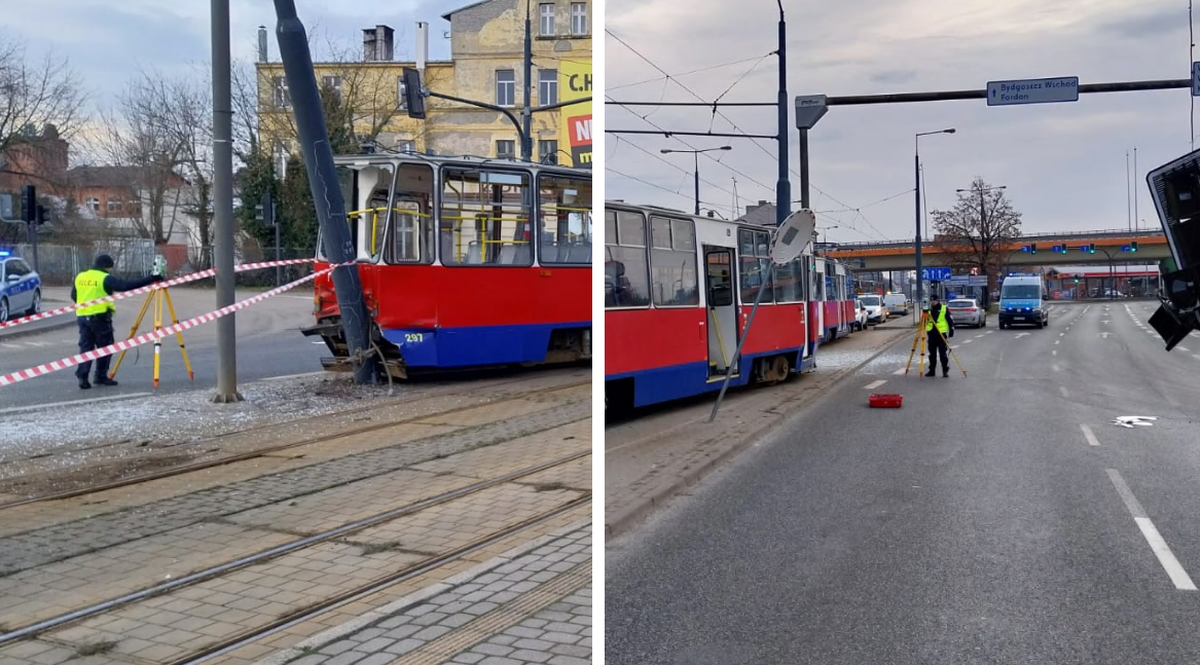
{"left": 255, "top": 0, "right": 592, "bottom": 171}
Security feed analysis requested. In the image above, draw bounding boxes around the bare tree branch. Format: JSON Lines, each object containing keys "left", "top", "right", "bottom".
{"left": 931, "top": 176, "right": 1023, "bottom": 301}
{"left": 0, "top": 34, "right": 87, "bottom": 157}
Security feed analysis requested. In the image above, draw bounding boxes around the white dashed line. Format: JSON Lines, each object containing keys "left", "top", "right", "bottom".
{"left": 975, "top": 334, "right": 985, "bottom": 339}
{"left": 1053, "top": 364, "right": 1062, "bottom": 372}
{"left": 1179, "top": 346, "right": 1190, "bottom": 353}
{"left": 1080, "top": 423, "right": 1100, "bottom": 446}
{"left": 893, "top": 368, "right": 906, "bottom": 375}
{"left": 1107, "top": 469, "right": 1197, "bottom": 591}
{"left": 864, "top": 380, "right": 888, "bottom": 390}
{"left": 0, "top": 391, "right": 154, "bottom": 416}
{"left": 1193, "top": 354, "right": 1200, "bottom": 362}
{"left": 1052, "top": 350, "right": 1057, "bottom": 356}
{"left": 1059, "top": 386, "right": 1070, "bottom": 398}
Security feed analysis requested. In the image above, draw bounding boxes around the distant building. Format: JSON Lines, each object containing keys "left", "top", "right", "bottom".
{"left": 255, "top": 0, "right": 593, "bottom": 170}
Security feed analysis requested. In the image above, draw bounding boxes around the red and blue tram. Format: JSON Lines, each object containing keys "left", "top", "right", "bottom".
{"left": 605, "top": 201, "right": 855, "bottom": 409}
{"left": 303, "top": 154, "right": 592, "bottom": 377}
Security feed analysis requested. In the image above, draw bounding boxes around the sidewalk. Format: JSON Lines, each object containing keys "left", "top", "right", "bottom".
{"left": 605, "top": 325, "right": 913, "bottom": 538}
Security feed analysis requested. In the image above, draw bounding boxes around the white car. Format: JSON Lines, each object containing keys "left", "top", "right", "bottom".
{"left": 853, "top": 300, "right": 869, "bottom": 331}
{"left": 857, "top": 295, "right": 887, "bottom": 325}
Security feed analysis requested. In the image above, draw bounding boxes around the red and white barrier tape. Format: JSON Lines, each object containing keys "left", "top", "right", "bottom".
{"left": 0, "top": 266, "right": 336, "bottom": 388}
{"left": 0, "top": 258, "right": 324, "bottom": 331}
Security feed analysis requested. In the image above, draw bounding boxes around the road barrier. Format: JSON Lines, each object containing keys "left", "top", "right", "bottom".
{"left": 0, "top": 265, "right": 337, "bottom": 388}
{"left": 0, "top": 258, "right": 321, "bottom": 331}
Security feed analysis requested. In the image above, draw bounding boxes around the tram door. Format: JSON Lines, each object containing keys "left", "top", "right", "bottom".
{"left": 704, "top": 246, "right": 738, "bottom": 376}
{"left": 813, "top": 259, "right": 826, "bottom": 334}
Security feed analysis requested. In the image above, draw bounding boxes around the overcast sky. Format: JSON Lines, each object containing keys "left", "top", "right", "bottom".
{"left": 606, "top": 0, "right": 1195, "bottom": 242}
{"left": 2, "top": 0, "right": 466, "bottom": 138}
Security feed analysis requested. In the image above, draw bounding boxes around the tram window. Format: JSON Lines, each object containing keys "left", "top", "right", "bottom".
{"left": 605, "top": 210, "right": 651, "bottom": 308}
{"left": 649, "top": 215, "right": 699, "bottom": 307}
{"left": 385, "top": 163, "right": 435, "bottom": 265}
{"left": 440, "top": 167, "right": 533, "bottom": 266}
{"left": 536, "top": 174, "right": 592, "bottom": 265}
{"left": 738, "top": 228, "right": 773, "bottom": 304}
{"left": 773, "top": 258, "right": 803, "bottom": 303}
{"left": 706, "top": 251, "right": 734, "bottom": 307}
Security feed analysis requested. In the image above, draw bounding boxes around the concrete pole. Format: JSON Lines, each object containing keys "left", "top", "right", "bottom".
{"left": 775, "top": 1, "right": 790, "bottom": 226}
{"left": 211, "top": 0, "right": 240, "bottom": 402}
{"left": 522, "top": 0, "right": 533, "bottom": 161}
{"left": 914, "top": 145, "right": 923, "bottom": 317}
{"left": 798, "top": 129, "right": 810, "bottom": 209}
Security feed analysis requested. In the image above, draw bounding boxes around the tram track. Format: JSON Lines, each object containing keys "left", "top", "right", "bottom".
{"left": 0, "top": 449, "right": 591, "bottom": 649}
{"left": 0, "top": 376, "right": 589, "bottom": 511}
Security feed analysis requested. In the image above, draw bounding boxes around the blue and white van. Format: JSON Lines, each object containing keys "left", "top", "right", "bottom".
{"left": 998, "top": 274, "right": 1047, "bottom": 329}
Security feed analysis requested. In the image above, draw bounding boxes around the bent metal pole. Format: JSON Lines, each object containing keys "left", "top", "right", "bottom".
{"left": 273, "top": 0, "right": 377, "bottom": 383}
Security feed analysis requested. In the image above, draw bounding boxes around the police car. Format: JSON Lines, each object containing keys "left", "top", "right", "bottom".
{"left": 0, "top": 250, "right": 41, "bottom": 322}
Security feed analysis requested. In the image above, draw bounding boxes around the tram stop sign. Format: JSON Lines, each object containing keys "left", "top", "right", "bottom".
{"left": 771, "top": 209, "right": 817, "bottom": 264}
{"left": 795, "top": 95, "right": 828, "bottom": 130}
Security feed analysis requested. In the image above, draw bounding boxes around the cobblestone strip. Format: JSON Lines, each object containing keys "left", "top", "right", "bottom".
{"left": 255, "top": 523, "right": 591, "bottom": 665}
{"left": 0, "top": 399, "right": 589, "bottom": 576}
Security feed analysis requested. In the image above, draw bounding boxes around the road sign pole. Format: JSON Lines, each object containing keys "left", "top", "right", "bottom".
{"left": 914, "top": 149, "right": 923, "bottom": 324}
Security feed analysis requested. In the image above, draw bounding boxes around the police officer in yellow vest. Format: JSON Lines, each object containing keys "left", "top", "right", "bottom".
{"left": 70, "top": 254, "right": 163, "bottom": 389}
{"left": 925, "top": 294, "right": 955, "bottom": 378}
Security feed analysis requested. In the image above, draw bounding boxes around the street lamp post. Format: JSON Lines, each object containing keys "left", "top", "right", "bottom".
{"left": 914, "top": 128, "right": 955, "bottom": 319}
{"left": 955, "top": 183, "right": 1005, "bottom": 306}
{"left": 661, "top": 146, "right": 732, "bottom": 215}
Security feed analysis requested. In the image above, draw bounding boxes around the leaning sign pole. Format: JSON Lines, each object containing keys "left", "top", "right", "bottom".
{"left": 273, "top": 0, "right": 377, "bottom": 384}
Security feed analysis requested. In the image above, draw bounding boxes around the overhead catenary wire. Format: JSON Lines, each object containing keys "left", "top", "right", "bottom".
{"left": 607, "top": 29, "right": 891, "bottom": 240}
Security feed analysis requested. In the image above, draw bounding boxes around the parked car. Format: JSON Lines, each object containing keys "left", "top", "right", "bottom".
{"left": 947, "top": 297, "right": 986, "bottom": 328}
{"left": 853, "top": 299, "right": 869, "bottom": 331}
{"left": 858, "top": 295, "right": 887, "bottom": 325}
{"left": 0, "top": 252, "right": 41, "bottom": 323}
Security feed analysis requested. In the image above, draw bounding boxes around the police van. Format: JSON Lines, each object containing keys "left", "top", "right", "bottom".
{"left": 0, "top": 250, "right": 41, "bottom": 322}
{"left": 998, "top": 274, "right": 1047, "bottom": 329}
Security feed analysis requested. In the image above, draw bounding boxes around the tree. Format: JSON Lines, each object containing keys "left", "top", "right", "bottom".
{"left": 279, "top": 153, "right": 316, "bottom": 254}
{"left": 930, "top": 177, "right": 1022, "bottom": 305}
{"left": 0, "top": 35, "right": 86, "bottom": 163}
{"left": 236, "top": 147, "right": 280, "bottom": 250}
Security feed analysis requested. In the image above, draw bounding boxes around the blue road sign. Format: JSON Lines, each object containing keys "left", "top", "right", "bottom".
{"left": 987, "top": 76, "right": 1079, "bottom": 106}
{"left": 922, "top": 267, "right": 951, "bottom": 281}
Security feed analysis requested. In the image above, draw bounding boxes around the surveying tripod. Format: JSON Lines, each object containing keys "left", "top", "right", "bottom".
{"left": 903, "top": 310, "right": 967, "bottom": 378}
{"left": 109, "top": 283, "right": 194, "bottom": 389}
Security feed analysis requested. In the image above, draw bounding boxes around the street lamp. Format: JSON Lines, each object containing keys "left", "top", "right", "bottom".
{"left": 914, "top": 128, "right": 955, "bottom": 315}
{"left": 819, "top": 225, "right": 839, "bottom": 248}
{"left": 956, "top": 183, "right": 1005, "bottom": 306}
{"left": 661, "top": 146, "right": 733, "bottom": 215}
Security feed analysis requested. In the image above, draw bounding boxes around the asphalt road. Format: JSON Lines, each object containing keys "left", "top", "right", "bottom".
{"left": 0, "top": 288, "right": 325, "bottom": 410}
{"left": 606, "top": 300, "right": 1200, "bottom": 665}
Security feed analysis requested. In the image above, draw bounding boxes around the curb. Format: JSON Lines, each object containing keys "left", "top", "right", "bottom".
{"left": 605, "top": 327, "right": 913, "bottom": 539}
{"left": 0, "top": 314, "right": 75, "bottom": 342}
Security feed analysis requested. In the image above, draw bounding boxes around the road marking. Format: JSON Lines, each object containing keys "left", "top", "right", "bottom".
{"left": 893, "top": 368, "right": 906, "bottom": 375}
{"left": 1014, "top": 332, "right": 1030, "bottom": 339}
{"left": 1060, "top": 386, "right": 1070, "bottom": 398}
{"left": 1054, "top": 340, "right": 1060, "bottom": 345}
{"left": 864, "top": 380, "right": 888, "bottom": 390}
{"left": 1106, "top": 469, "right": 1197, "bottom": 591}
{"left": 975, "top": 334, "right": 985, "bottom": 338}
{"left": 962, "top": 339, "right": 972, "bottom": 344}
{"left": 1080, "top": 423, "right": 1100, "bottom": 446}
{"left": 1193, "top": 354, "right": 1200, "bottom": 362}
{"left": 25, "top": 341, "right": 50, "bottom": 347}
{"left": 0, "top": 343, "right": 20, "bottom": 349}
{"left": 1179, "top": 346, "right": 1191, "bottom": 353}
{"left": 1060, "top": 333, "right": 1065, "bottom": 337}
{"left": 1052, "top": 349, "right": 1057, "bottom": 356}
{"left": 0, "top": 391, "right": 154, "bottom": 416}
{"left": 1053, "top": 364, "right": 1062, "bottom": 372}
{"left": 986, "top": 330, "right": 995, "bottom": 334}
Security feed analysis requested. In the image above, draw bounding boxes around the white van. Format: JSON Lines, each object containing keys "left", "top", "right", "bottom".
{"left": 883, "top": 293, "right": 908, "bottom": 316}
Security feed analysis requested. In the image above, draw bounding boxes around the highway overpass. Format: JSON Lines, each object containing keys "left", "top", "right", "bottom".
{"left": 826, "top": 229, "right": 1169, "bottom": 271}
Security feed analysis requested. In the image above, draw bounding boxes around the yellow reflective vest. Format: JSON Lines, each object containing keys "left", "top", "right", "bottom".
{"left": 925, "top": 305, "right": 950, "bottom": 335}
{"left": 75, "top": 269, "right": 114, "bottom": 316}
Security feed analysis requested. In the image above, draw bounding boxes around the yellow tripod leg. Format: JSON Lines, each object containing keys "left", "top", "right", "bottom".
{"left": 934, "top": 325, "right": 968, "bottom": 377}
{"left": 153, "top": 290, "right": 163, "bottom": 389}
{"left": 162, "top": 289, "right": 194, "bottom": 381}
{"left": 918, "top": 314, "right": 928, "bottom": 378}
{"left": 110, "top": 291, "right": 153, "bottom": 379}
{"left": 904, "top": 323, "right": 922, "bottom": 374}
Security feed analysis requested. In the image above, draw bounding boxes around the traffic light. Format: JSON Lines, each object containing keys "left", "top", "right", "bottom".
{"left": 1130, "top": 240, "right": 1138, "bottom": 252}
{"left": 34, "top": 204, "right": 45, "bottom": 226}
{"left": 20, "top": 185, "right": 35, "bottom": 223}
{"left": 1030, "top": 243, "right": 1037, "bottom": 254}
{"left": 1088, "top": 243, "right": 1096, "bottom": 254}
{"left": 1074, "top": 276, "right": 1080, "bottom": 283}
{"left": 401, "top": 67, "right": 426, "bottom": 119}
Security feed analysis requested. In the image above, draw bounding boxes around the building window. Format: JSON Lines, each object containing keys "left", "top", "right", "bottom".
{"left": 496, "top": 140, "right": 516, "bottom": 160}
{"left": 106, "top": 199, "right": 123, "bottom": 213}
{"left": 496, "top": 70, "right": 515, "bottom": 107}
{"left": 321, "top": 75, "right": 342, "bottom": 102}
{"left": 272, "top": 76, "right": 290, "bottom": 107}
{"left": 87, "top": 197, "right": 100, "bottom": 213}
{"left": 397, "top": 77, "right": 408, "bottom": 109}
{"left": 570, "top": 2, "right": 588, "bottom": 35}
{"left": 540, "top": 3, "right": 556, "bottom": 35}
{"left": 274, "top": 141, "right": 291, "bottom": 177}
{"left": 397, "top": 140, "right": 416, "bottom": 153}
{"left": 539, "top": 140, "right": 558, "bottom": 164}
{"left": 538, "top": 69, "right": 558, "bottom": 106}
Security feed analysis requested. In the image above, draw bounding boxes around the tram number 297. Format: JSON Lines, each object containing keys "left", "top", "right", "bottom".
{"left": 403, "top": 333, "right": 426, "bottom": 344}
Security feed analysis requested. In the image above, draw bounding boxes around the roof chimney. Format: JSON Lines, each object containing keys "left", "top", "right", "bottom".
{"left": 257, "top": 26, "right": 268, "bottom": 62}
{"left": 363, "top": 25, "right": 395, "bottom": 62}
{"left": 416, "top": 22, "right": 428, "bottom": 72}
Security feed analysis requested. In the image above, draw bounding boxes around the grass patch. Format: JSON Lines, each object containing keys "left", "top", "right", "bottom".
{"left": 76, "top": 641, "right": 119, "bottom": 656}
{"left": 359, "top": 541, "right": 404, "bottom": 555}
{"left": 530, "top": 481, "right": 570, "bottom": 492}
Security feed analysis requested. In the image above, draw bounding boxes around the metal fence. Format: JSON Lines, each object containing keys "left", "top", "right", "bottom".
{"left": 11, "top": 243, "right": 316, "bottom": 288}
